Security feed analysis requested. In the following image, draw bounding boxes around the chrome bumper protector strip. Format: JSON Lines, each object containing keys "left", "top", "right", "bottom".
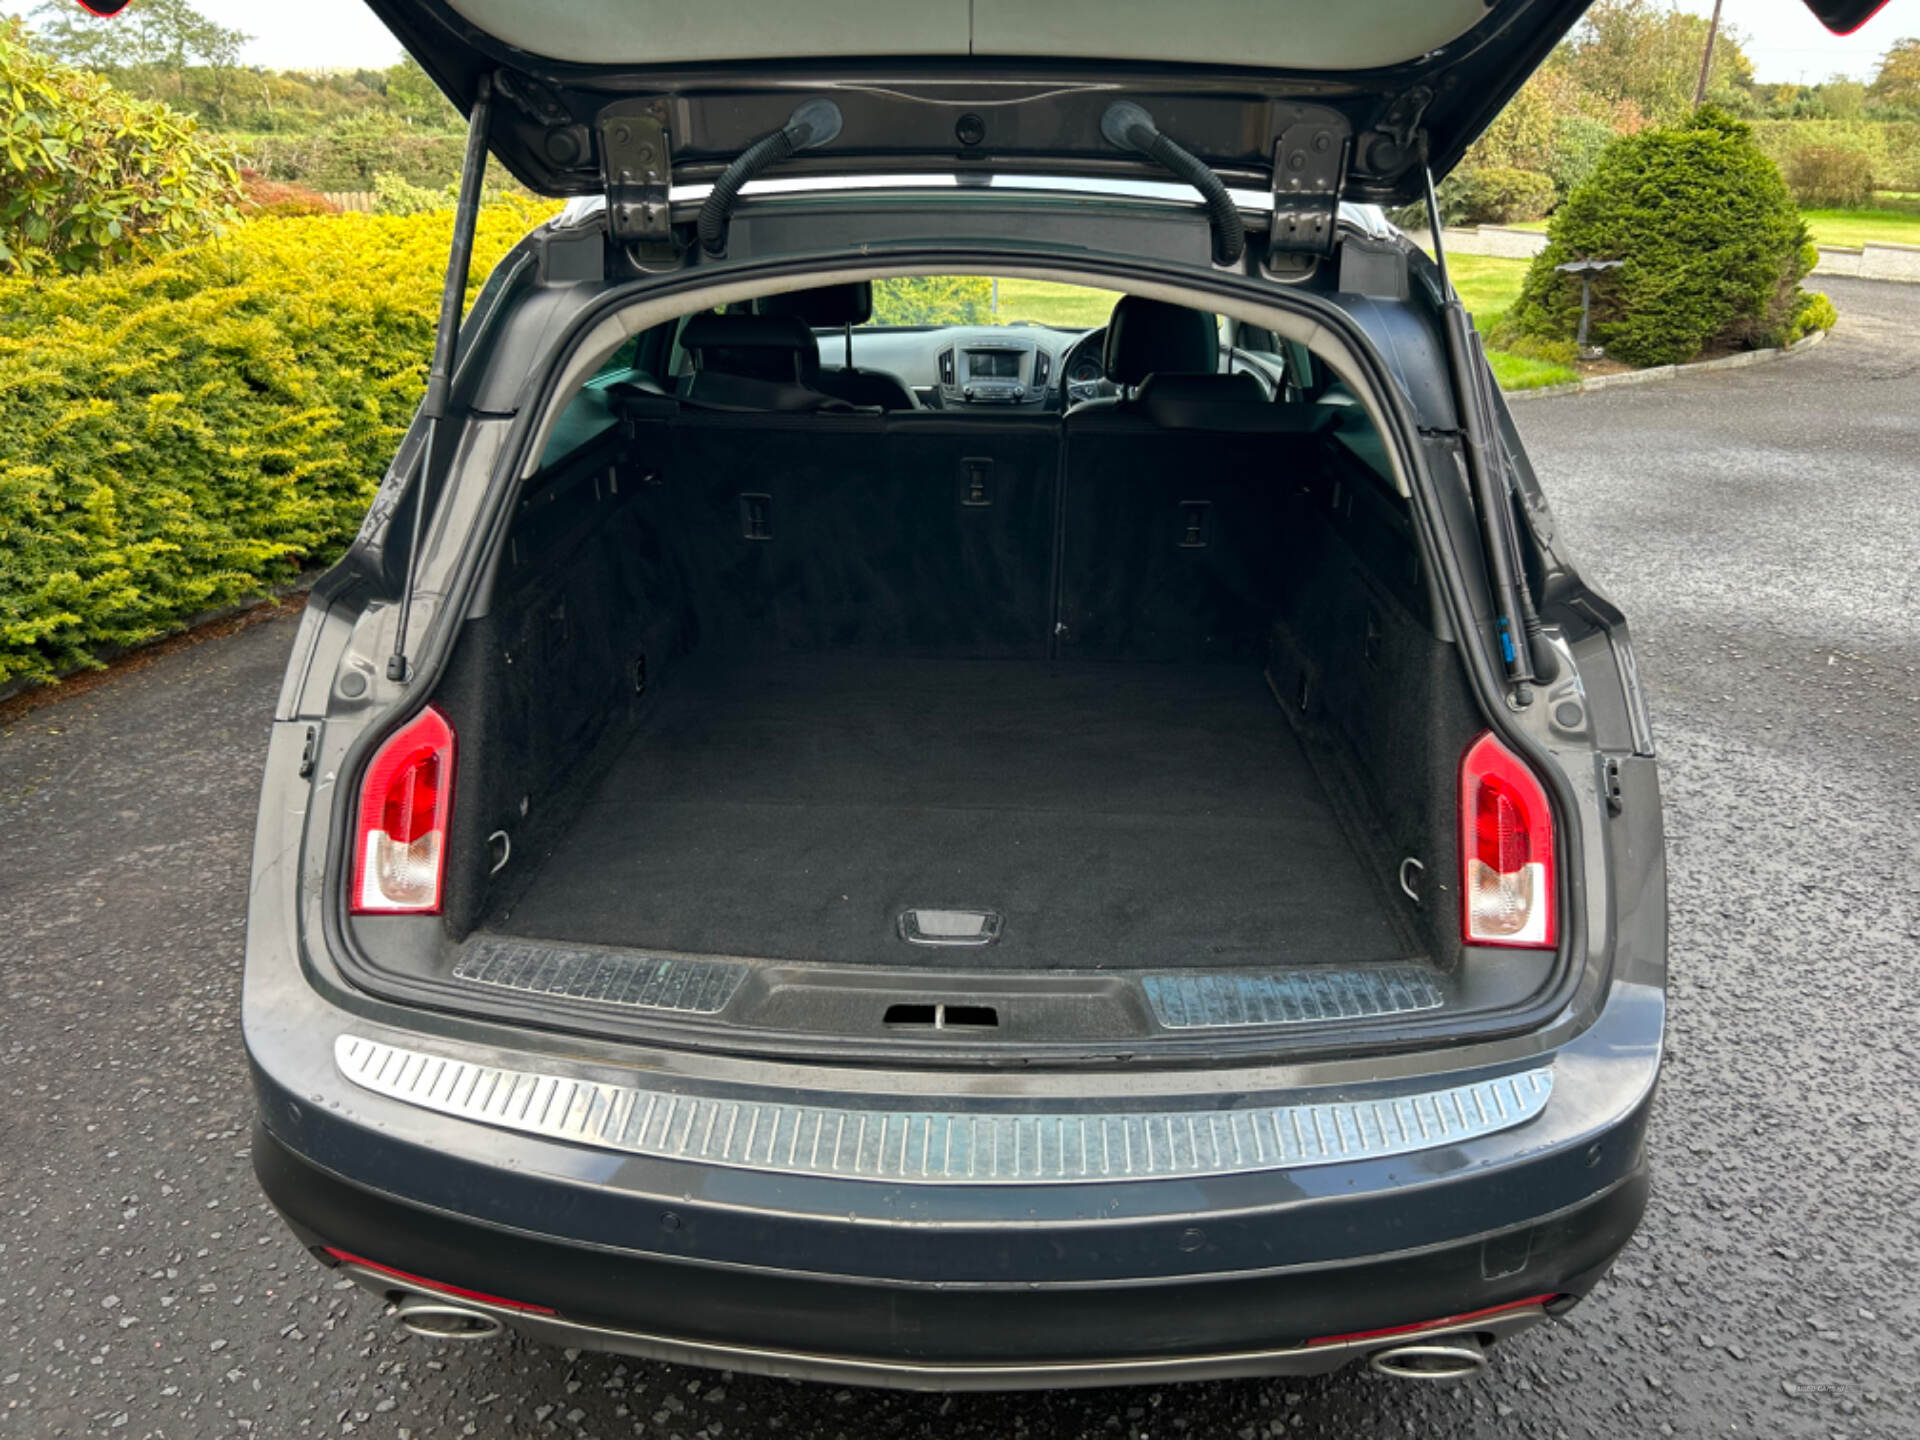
{"left": 335, "top": 1035, "right": 1551, "bottom": 1186}
{"left": 1141, "top": 967, "right": 1446, "bottom": 1029}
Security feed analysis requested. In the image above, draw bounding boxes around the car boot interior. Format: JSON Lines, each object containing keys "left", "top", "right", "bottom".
{"left": 348, "top": 291, "right": 1538, "bottom": 1051}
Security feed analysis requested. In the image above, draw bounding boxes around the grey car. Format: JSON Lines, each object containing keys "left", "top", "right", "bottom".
{"left": 244, "top": 0, "right": 1868, "bottom": 1390}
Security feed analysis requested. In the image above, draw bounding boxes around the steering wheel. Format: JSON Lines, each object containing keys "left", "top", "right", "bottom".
{"left": 1059, "top": 327, "right": 1115, "bottom": 410}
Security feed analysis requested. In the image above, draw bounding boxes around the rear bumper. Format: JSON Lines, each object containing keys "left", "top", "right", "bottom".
{"left": 246, "top": 979, "right": 1660, "bottom": 1387}
{"left": 256, "top": 1116, "right": 1645, "bottom": 1387}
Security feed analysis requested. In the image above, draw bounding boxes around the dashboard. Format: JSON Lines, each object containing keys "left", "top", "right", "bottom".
{"left": 810, "top": 325, "right": 1111, "bottom": 412}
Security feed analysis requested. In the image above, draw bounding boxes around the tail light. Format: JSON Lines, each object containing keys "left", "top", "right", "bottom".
{"left": 1460, "top": 731, "right": 1555, "bottom": 948}
{"left": 350, "top": 706, "right": 454, "bottom": 914}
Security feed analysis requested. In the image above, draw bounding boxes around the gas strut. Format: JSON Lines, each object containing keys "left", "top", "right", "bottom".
{"left": 387, "top": 76, "right": 493, "bottom": 683}
{"left": 1100, "top": 103, "right": 1246, "bottom": 266}
{"left": 697, "top": 99, "right": 844, "bottom": 258}
{"left": 1421, "top": 165, "right": 1536, "bottom": 697}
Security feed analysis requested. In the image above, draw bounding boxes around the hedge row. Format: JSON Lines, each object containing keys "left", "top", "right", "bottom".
{"left": 232, "top": 124, "right": 471, "bottom": 193}
{"left": 0, "top": 202, "right": 552, "bottom": 687}
{"left": 1749, "top": 119, "right": 1920, "bottom": 195}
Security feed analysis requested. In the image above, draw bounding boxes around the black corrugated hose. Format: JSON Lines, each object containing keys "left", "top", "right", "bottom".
{"left": 698, "top": 99, "right": 843, "bottom": 257}
{"left": 1100, "top": 102, "right": 1246, "bottom": 266}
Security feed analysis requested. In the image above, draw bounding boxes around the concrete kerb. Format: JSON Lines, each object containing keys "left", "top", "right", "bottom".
{"left": 1810, "top": 241, "right": 1920, "bottom": 284}
{"left": 1504, "top": 327, "right": 1828, "bottom": 403}
{"left": 1415, "top": 225, "right": 1920, "bottom": 284}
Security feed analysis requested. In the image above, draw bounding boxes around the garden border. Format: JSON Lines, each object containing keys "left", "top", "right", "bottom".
{"left": 1504, "top": 328, "right": 1828, "bottom": 402}
{"left": 0, "top": 573, "right": 319, "bottom": 714}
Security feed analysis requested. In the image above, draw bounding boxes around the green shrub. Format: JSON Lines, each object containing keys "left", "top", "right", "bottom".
{"left": 871, "top": 276, "right": 993, "bottom": 326}
{"left": 1496, "top": 108, "right": 1818, "bottom": 367}
{"left": 1500, "top": 334, "right": 1581, "bottom": 367}
{"left": 372, "top": 171, "right": 450, "bottom": 216}
{"left": 0, "top": 201, "right": 554, "bottom": 687}
{"left": 1445, "top": 167, "right": 1558, "bottom": 225}
{"left": 1548, "top": 116, "right": 1619, "bottom": 201}
{"left": 239, "top": 171, "right": 339, "bottom": 218}
{"left": 369, "top": 171, "right": 529, "bottom": 216}
{"left": 0, "top": 19, "right": 242, "bottom": 277}
{"left": 1750, "top": 119, "right": 1920, "bottom": 194}
{"left": 1783, "top": 144, "right": 1876, "bottom": 208}
{"left": 234, "top": 118, "right": 469, "bottom": 192}
{"left": 1791, "top": 289, "right": 1839, "bottom": 340}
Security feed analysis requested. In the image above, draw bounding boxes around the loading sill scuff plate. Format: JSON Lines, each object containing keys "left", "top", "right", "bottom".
{"left": 452, "top": 938, "right": 746, "bottom": 1016}
{"left": 1142, "top": 967, "right": 1446, "bottom": 1030}
{"left": 335, "top": 1034, "right": 1552, "bottom": 1185}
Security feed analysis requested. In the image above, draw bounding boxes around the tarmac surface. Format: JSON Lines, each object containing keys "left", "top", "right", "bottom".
{"left": 2, "top": 276, "right": 1915, "bottom": 1438}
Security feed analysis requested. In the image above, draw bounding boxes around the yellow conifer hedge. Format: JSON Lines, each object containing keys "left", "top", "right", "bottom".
{"left": 0, "top": 201, "right": 552, "bottom": 687}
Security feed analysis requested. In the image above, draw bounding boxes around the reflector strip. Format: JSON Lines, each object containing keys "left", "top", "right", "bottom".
{"left": 322, "top": 1248, "right": 556, "bottom": 1314}
{"left": 1307, "top": 1292, "right": 1559, "bottom": 1347}
{"left": 335, "top": 1035, "right": 1552, "bottom": 1186}
{"left": 1142, "top": 968, "right": 1444, "bottom": 1030}
{"left": 451, "top": 939, "right": 746, "bottom": 1015}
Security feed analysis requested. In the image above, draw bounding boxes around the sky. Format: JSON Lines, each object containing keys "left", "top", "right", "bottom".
{"left": 1672, "top": 0, "right": 1918, "bottom": 84}
{"left": 6, "top": 0, "right": 1919, "bottom": 82}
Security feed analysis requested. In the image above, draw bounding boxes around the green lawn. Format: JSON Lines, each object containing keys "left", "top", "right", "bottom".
{"left": 1445, "top": 255, "right": 1579, "bottom": 390}
{"left": 990, "top": 277, "right": 1122, "bottom": 328}
{"left": 1800, "top": 205, "right": 1920, "bottom": 249}
{"left": 986, "top": 266, "right": 1576, "bottom": 390}
{"left": 1447, "top": 254, "right": 1533, "bottom": 323}
{"left": 1503, "top": 205, "right": 1920, "bottom": 249}
{"left": 1487, "top": 350, "right": 1577, "bottom": 390}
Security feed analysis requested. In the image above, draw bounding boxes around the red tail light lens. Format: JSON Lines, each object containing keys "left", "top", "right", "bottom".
{"left": 350, "top": 706, "right": 454, "bottom": 914}
{"left": 1460, "top": 731, "right": 1555, "bottom": 948}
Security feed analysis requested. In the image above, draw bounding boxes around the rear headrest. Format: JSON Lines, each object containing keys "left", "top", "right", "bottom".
{"left": 1102, "top": 296, "right": 1219, "bottom": 387}
{"left": 755, "top": 282, "right": 873, "bottom": 328}
{"left": 680, "top": 311, "right": 820, "bottom": 385}
{"left": 1133, "top": 373, "right": 1340, "bottom": 433}
{"left": 681, "top": 311, "right": 819, "bottom": 357}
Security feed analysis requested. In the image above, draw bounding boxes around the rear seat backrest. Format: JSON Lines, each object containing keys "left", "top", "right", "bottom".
{"left": 602, "top": 340, "right": 1344, "bottom": 667}
{"left": 622, "top": 403, "right": 1062, "bottom": 658}
{"left": 1057, "top": 402, "right": 1326, "bottom": 661}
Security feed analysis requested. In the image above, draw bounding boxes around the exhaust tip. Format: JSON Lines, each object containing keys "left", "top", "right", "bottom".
{"left": 1368, "top": 1336, "right": 1488, "bottom": 1382}
{"left": 393, "top": 1295, "right": 505, "bottom": 1341}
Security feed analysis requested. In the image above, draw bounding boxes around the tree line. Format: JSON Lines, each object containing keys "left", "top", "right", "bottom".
{"left": 22, "top": 0, "right": 456, "bottom": 132}
{"left": 23, "top": 0, "right": 1920, "bottom": 134}
{"left": 16, "top": 0, "right": 1920, "bottom": 209}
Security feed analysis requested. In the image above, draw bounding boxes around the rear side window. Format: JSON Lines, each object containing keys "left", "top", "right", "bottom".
{"left": 594, "top": 336, "right": 642, "bottom": 379}
{"left": 539, "top": 335, "right": 657, "bottom": 470}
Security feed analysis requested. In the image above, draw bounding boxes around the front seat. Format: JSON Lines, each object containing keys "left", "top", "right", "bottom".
{"left": 679, "top": 311, "right": 840, "bottom": 411}
{"left": 1067, "top": 295, "right": 1264, "bottom": 420}
{"left": 755, "top": 282, "right": 916, "bottom": 410}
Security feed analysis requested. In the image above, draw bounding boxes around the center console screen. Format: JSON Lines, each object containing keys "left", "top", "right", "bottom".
{"left": 966, "top": 350, "right": 1020, "bottom": 379}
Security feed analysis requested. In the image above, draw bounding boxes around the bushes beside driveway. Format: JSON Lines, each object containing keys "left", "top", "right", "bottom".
{"left": 0, "top": 202, "right": 550, "bottom": 688}
{"left": 1497, "top": 108, "right": 1831, "bottom": 367}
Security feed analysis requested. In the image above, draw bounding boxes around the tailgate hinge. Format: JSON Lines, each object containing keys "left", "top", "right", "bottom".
{"left": 1268, "top": 112, "right": 1350, "bottom": 257}
{"left": 598, "top": 101, "right": 672, "bottom": 243}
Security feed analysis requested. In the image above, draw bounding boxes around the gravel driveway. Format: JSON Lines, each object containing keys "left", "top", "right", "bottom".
{"left": 2, "top": 276, "right": 1915, "bottom": 1439}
